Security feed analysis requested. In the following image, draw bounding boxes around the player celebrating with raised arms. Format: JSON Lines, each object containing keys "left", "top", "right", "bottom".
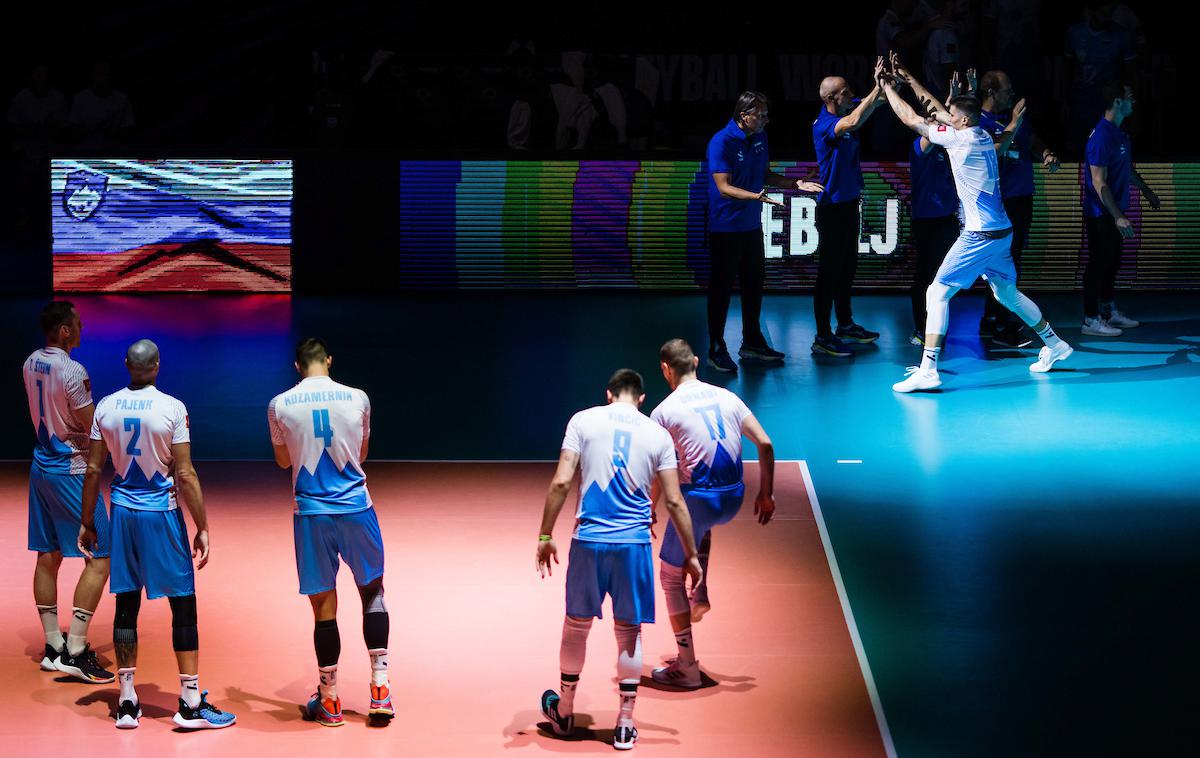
{"left": 880, "top": 56, "right": 1073, "bottom": 392}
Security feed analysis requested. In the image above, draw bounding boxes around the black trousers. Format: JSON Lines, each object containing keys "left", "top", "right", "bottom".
{"left": 1083, "top": 214, "right": 1125, "bottom": 317}
{"left": 814, "top": 201, "right": 860, "bottom": 336}
{"left": 910, "top": 214, "right": 960, "bottom": 331}
{"left": 707, "top": 229, "right": 765, "bottom": 351}
{"left": 983, "top": 194, "right": 1033, "bottom": 324}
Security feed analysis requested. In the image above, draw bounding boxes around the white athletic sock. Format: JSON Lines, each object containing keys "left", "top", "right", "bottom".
{"left": 119, "top": 667, "right": 137, "bottom": 704}
{"left": 67, "top": 606, "right": 94, "bottom": 656}
{"left": 559, "top": 674, "right": 579, "bottom": 716}
{"left": 179, "top": 674, "right": 200, "bottom": 709}
{"left": 919, "top": 346, "right": 941, "bottom": 373}
{"left": 369, "top": 648, "right": 388, "bottom": 687}
{"left": 318, "top": 664, "right": 338, "bottom": 701}
{"left": 1036, "top": 322, "right": 1063, "bottom": 348}
{"left": 36, "top": 604, "right": 64, "bottom": 649}
{"left": 614, "top": 623, "right": 642, "bottom": 728}
{"left": 674, "top": 626, "right": 697, "bottom": 667}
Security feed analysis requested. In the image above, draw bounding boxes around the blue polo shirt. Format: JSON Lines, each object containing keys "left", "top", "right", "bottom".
{"left": 813, "top": 108, "right": 864, "bottom": 204}
{"left": 1083, "top": 118, "right": 1132, "bottom": 218}
{"left": 978, "top": 110, "right": 1035, "bottom": 199}
{"left": 706, "top": 119, "right": 770, "bottom": 233}
{"left": 908, "top": 138, "right": 958, "bottom": 219}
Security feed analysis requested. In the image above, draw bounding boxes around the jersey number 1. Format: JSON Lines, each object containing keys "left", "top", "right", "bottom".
{"left": 36, "top": 379, "right": 45, "bottom": 419}
{"left": 312, "top": 409, "right": 333, "bottom": 447}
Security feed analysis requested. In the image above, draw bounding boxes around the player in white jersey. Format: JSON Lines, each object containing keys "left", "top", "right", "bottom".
{"left": 267, "top": 338, "right": 392, "bottom": 727}
{"left": 80, "top": 340, "right": 236, "bottom": 731}
{"left": 648, "top": 339, "right": 776, "bottom": 689}
{"left": 22, "top": 301, "right": 113, "bottom": 683}
{"left": 880, "top": 56, "right": 1074, "bottom": 392}
{"left": 535, "top": 369, "right": 701, "bottom": 751}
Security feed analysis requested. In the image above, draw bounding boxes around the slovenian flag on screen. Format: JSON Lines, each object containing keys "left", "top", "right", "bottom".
{"left": 52, "top": 159, "right": 292, "bottom": 292}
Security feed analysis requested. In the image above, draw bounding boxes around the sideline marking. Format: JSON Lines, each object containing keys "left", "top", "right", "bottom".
{"left": 798, "top": 460, "right": 896, "bottom": 758}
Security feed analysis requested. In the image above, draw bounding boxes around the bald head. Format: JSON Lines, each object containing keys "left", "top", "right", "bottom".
{"left": 819, "top": 77, "right": 847, "bottom": 100}
{"left": 126, "top": 339, "right": 160, "bottom": 384}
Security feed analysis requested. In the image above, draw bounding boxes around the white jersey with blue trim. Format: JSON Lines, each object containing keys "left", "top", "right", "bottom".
{"left": 23, "top": 347, "right": 93, "bottom": 475}
{"left": 927, "top": 124, "right": 1011, "bottom": 232}
{"left": 651, "top": 380, "right": 752, "bottom": 490}
{"left": 267, "top": 375, "right": 372, "bottom": 516}
{"left": 562, "top": 403, "right": 677, "bottom": 544}
{"left": 91, "top": 385, "right": 188, "bottom": 511}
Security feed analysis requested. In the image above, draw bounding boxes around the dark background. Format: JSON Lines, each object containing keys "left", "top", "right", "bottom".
{"left": 2, "top": 1, "right": 1193, "bottom": 295}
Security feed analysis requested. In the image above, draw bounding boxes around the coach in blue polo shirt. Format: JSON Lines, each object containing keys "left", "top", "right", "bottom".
{"left": 811, "top": 63, "right": 887, "bottom": 357}
{"left": 907, "top": 134, "right": 958, "bottom": 346}
{"left": 705, "top": 91, "right": 823, "bottom": 373}
{"left": 1081, "top": 81, "right": 1159, "bottom": 336}
{"left": 977, "top": 70, "right": 1061, "bottom": 347}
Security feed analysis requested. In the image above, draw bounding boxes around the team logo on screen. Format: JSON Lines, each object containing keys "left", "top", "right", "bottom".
{"left": 63, "top": 170, "right": 109, "bottom": 221}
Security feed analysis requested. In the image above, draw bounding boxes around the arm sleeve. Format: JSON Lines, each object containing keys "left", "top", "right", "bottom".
{"left": 1085, "top": 132, "right": 1108, "bottom": 169}
{"left": 89, "top": 404, "right": 103, "bottom": 441}
{"left": 172, "top": 402, "right": 191, "bottom": 445}
{"left": 656, "top": 430, "right": 678, "bottom": 472}
{"left": 927, "top": 124, "right": 961, "bottom": 147}
{"left": 65, "top": 363, "right": 93, "bottom": 410}
{"left": 361, "top": 391, "right": 372, "bottom": 440}
{"left": 561, "top": 414, "right": 582, "bottom": 454}
{"left": 707, "top": 135, "right": 734, "bottom": 175}
{"left": 267, "top": 397, "right": 285, "bottom": 446}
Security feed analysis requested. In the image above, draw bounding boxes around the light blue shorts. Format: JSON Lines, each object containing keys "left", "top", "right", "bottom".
{"left": 293, "top": 508, "right": 386, "bottom": 595}
{"left": 935, "top": 229, "right": 1016, "bottom": 290}
{"left": 28, "top": 465, "right": 110, "bottom": 558}
{"left": 565, "top": 540, "right": 655, "bottom": 625}
{"left": 110, "top": 506, "right": 195, "bottom": 599}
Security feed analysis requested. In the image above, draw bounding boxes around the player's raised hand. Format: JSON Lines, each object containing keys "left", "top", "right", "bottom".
{"left": 1011, "top": 98, "right": 1027, "bottom": 125}
{"left": 796, "top": 179, "right": 824, "bottom": 194}
{"left": 193, "top": 529, "right": 210, "bottom": 569}
{"left": 682, "top": 554, "right": 703, "bottom": 589}
{"left": 889, "top": 52, "right": 912, "bottom": 85}
{"left": 536, "top": 537, "right": 558, "bottom": 578}
{"left": 948, "top": 70, "right": 962, "bottom": 99}
{"left": 966, "top": 68, "right": 978, "bottom": 94}
{"left": 77, "top": 523, "right": 97, "bottom": 559}
{"left": 753, "top": 491, "right": 776, "bottom": 525}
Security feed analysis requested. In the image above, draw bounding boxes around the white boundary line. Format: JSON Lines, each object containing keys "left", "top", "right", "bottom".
{"left": 797, "top": 459, "right": 897, "bottom": 758}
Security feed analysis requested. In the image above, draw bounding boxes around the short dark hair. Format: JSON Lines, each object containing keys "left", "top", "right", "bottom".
{"left": 1101, "top": 81, "right": 1130, "bottom": 110}
{"left": 660, "top": 338, "right": 697, "bottom": 376}
{"left": 948, "top": 95, "right": 981, "bottom": 123}
{"left": 733, "top": 91, "right": 770, "bottom": 120}
{"left": 607, "top": 368, "right": 644, "bottom": 398}
{"left": 39, "top": 301, "right": 75, "bottom": 337}
{"left": 295, "top": 337, "right": 329, "bottom": 367}
{"left": 978, "top": 70, "right": 1005, "bottom": 99}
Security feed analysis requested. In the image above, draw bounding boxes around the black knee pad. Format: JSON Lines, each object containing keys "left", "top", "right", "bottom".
{"left": 113, "top": 591, "right": 141, "bottom": 645}
{"left": 169, "top": 594, "right": 199, "bottom": 651}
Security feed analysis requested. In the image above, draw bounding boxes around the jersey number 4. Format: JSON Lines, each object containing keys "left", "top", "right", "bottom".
{"left": 312, "top": 408, "right": 333, "bottom": 447}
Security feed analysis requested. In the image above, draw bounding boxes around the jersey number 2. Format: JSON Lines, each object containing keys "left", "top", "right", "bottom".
{"left": 312, "top": 409, "right": 333, "bottom": 447}
{"left": 123, "top": 418, "right": 142, "bottom": 456}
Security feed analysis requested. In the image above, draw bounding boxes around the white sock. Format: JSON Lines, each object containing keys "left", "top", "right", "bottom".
{"left": 119, "top": 667, "right": 137, "bottom": 704}
{"left": 36, "top": 604, "right": 64, "bottom": 649}
{"left": 318, "top": 664, "right": 338, "bottom": 701}
{"left": 369, "top": 648, "right": 388, "bottom": 687}
{"left": 614, "top": 623, "right": 642, "bottom": 728}
{"left": 673, "top": 626, "right": 697, "bottom": 667}
{"left": 1036, "top": 322, "right": 1063, "bottom": 348}
{"left": 919, "top": 346, "right": 941, "bottom": 373}
{"left": 67, "top": 606, "right": 94, "bottom": 656}
{"left": 179, "top": 674, "right": 200, "bottom": 708}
